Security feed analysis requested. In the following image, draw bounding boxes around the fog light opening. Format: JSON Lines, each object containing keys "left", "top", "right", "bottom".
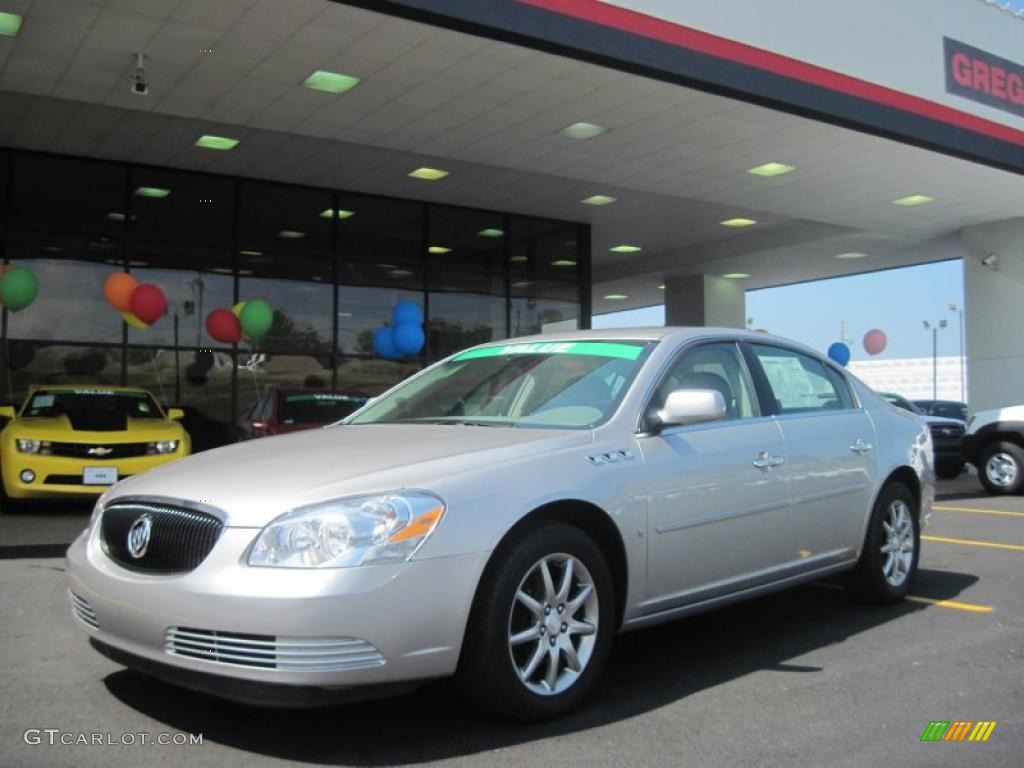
{"left": 20, "top": 469, "right": 35, "bottom": 483}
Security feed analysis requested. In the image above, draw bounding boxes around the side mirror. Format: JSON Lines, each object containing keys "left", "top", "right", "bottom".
{"left": 167, "top": 408, "right": 185, "bottom": 420}
{"left": 656, "top": 389, "right": 726, "bottom": 430}
{"left": 0, "top": 405, "right": 16, "bottom": 419}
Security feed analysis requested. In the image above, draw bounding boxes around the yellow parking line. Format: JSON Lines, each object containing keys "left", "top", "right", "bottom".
{"left": 923, "top": 534, "right": 1024, "bottom": 552}
{"left": 905, "top": 596, "right": 993, "bottom": 614}
{"left": 933, "top": 505, "right": 1024, "bottom": 519}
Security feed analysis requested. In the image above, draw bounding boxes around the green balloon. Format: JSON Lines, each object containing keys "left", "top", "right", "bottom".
{"left": 0, "top": 267, "right": 39, "bottom": 312}
{"left": 239, "top": 299, "right": 273, "bottom": 338}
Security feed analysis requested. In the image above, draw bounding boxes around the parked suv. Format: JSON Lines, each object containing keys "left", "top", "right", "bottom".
{"left": 880, "top": 393, "right": 966, "bottom": 480}
{"left": 963, "top": 404, "right": 1024, "bottom": 494}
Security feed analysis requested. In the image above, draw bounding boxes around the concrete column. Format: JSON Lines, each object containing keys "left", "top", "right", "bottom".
{"left": 664, "top": 275, "right": 746, "bottom": 329}
{"left": 961, "top": 217, "right": 1024, "bottom": 412}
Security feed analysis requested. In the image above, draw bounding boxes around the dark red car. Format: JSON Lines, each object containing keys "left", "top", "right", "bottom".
{"left": 237, "top": 389, "right": 368, "bottom": 440}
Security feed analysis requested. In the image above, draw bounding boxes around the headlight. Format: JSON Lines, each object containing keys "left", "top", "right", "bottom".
{"left": 248, "top": 492, "right": 445, "bottom": 568}
{"left": 16, "top": 438, "right": 42, "bottom": 453}
{"left": 149, "top": 440, "right": 179, "bottom": 454}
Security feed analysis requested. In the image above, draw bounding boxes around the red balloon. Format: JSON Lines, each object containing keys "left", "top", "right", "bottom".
{"left": 129, "top": 283, "right": 166, "bottom": 325}
{"left": 206, "top": 308, "right": 242, "bottom": 344}
{"left": 863, "top": 329, "right": 887, "bottom": 356}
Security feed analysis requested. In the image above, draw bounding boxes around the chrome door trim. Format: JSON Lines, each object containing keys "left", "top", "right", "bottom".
{"left": 654, "top": 496, "right": 792, "bottom": 534}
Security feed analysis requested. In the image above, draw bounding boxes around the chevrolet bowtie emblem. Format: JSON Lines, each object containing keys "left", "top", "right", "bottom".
{"left": 87, "top": 446, "right": 113, "bottom": 456}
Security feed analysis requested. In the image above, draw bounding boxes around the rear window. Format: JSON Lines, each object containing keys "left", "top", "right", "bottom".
{"left": 278, "top": 393, "right": 368, "bottom": 425}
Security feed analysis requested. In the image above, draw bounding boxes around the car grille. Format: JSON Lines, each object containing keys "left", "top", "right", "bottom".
{"left": 48, "top": 441, "right": 150, "bottom": 459}
{"left": 69, "top": 590, "right": 99, "bottom": 631}
{"left": 100, "top": 500, "right": 223, "bottom": 574}
{"left": 929, "top": 423, "right": 965, "bottom": 440}
{"left": 164, "top": 627, "right": 385, "bottom": 671}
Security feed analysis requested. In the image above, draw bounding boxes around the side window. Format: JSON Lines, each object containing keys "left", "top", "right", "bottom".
{"left": 749, "top": 344, "right": 848, "bottom": 414}
{"left": 824, "top": 366, "right": 855, "bottom": 409}
{"left": 656, "top": 343, "right": 757, "bottom": 421}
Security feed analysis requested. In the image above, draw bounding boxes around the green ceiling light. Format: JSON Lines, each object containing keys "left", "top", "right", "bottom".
{"left": 658, "top": 284, "right": 665, "bottom": 290}
{"left": 747, "top": 162, "right": 795, "bottom": 177}
{"left": 562, "top": 122, "right": 606, "bottom": 139}
{"left": 134, "top": 186, "right": 171, "bottom": 198}
{"left": 106, "top": 212, "right": 137, "bottom": 222}
{"left": 238, "top": 269, "right": 255, "bottom": 276}
{"left": 893, "top": 194, "right": 934, "bottom": 206}
{"left": 581, "top": 195, "right": 617, "bottom": 206}
{"left": 836, "top": 252, "right": 868, "bottom": 259}
{"left": 478, "top": 228, "right": 504, "bottom": 238}
{"left": 408, "top": 167, "right": 449, "bottom": 181}
{"left": 722, "top": 272, "right": 751, "bottom": 279}
{"left": 721, "top": 218, "right": 757, "bottom": 227}
{"left": 428, "top": 246, "right": 452, "bottom": 254}
{"left": 388, "top": 268, "right": 415, "bottom": 278}
{"left": 0, "top": 11, "right": 23, "bottom": 37}
{"left": 212, "top": 267, "right": 233, "bottom": 274}
{"left": 609, "top": 245, "right": 641, "bottom": 253}
{"left": 195, "top": 134, "right": 240, "bottom": 150}
{"left": 239, "top": 250, "right": 263, "bottom": 257}
{"left": 603, "top": 293, "right": 628, "bottom": 300}
{"left": 302, "top": 70, "right": 361, "bottom": 94}
{"left": 551, "top": 259, "right": 577, "bottom": 267}
{"left": 509, "top": 255, "right": 528, "bottom": 263}
{"left": 320, "top": 208, "right": 355, "bottom": 219}
{"left": 278, "top": 230, "right": 306, "bottom": 239}
{"left": 511, "top": 281, "right": 533, "bottom": 288}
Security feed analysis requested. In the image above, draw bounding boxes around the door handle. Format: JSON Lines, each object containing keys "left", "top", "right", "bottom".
{"left": 753, "top": 451, "right": 786, "bottom": 470}
{"left": 850, "top": 438, "right": 873, "bottom": 454}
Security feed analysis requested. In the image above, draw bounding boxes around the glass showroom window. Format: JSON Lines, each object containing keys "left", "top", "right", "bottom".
{"left": 130, "top": 167, "right": 235, "bottom": 246}
{"left": 6, "top": 343, "right": 123, "bottom": 403}
{"left": 335, "top": 193, "right": 423, "bottom": 265}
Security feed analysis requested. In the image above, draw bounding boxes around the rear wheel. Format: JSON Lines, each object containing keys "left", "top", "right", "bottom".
{"left": 977, "top": 442, "right": 1024, "bottom": 495}
{"left": 846, "top": 483, "right": 919, "bottom": 603}
{"left": 455, "top": 521, "right": 615, "bottom": 721}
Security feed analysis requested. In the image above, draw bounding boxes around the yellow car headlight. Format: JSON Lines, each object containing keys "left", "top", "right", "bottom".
{"left": 16, "top": 438, "right": 50, "bottom": 454}
{"left": 148, "top": 440, "right": 179, "bottom": 455}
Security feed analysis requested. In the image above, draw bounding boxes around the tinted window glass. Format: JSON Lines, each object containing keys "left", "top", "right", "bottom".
{"left": 278, "top": 392, "right": 367, "bottom": 425}
{"left": 750, "top": 345, "right": 845, "bottom": 414}
{"left": 23, "top": 388, "right": 161, "bottom": 419}
{"left": 656, "top": 343, "right": 757, "bottom": 421}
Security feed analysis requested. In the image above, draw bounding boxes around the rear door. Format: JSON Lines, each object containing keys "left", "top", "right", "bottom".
{"left": 743, "top": 343, "right": 875, "bottom": 562}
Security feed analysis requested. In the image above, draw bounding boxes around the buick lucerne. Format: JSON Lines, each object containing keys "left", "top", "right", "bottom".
{"left": 67, "top": 329, "right": 934, "bottom": 720}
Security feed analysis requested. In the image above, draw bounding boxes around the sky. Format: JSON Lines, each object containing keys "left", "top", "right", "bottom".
{"left": 593, "top": 259, "right": 966, "bottom": 364}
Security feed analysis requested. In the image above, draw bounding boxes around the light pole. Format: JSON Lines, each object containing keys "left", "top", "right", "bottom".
{"left": 949, "top": 302, "right": 965, "bottom": 402}
{"left": 923, "top": 319, "right": 948, "bottom": 400}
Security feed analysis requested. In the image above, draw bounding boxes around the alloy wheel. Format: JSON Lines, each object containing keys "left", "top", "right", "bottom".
{"left": 880, "top": 500, "right": 915, "bottom": 587}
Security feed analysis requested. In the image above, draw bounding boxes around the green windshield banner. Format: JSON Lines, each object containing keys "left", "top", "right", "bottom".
{"left": 455, "top": 341, "right": 644, "bottom": 362}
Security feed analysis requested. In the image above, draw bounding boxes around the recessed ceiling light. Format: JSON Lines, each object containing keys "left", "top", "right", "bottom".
{"left": 551, "top": 259, "right": 577, "bottom": 267}
{"left": 105, "top": 212, "right": 137, "bottom": 222}
{"left": 239, "top": 250, "right": 263, "bottom": 257}
{"left": 238, "top": 269, "right": 255, "bottom": 276}
{"left": 320, "top": 208, "right": 355, "bottom": 219}
{"left": 509, "top": 255, "right": 528, "bottom": 263}
{"left": 562, "top": 122, "right": 606, "bottom": 139}
{"left": 211, "top": 267, "right": 233, "bottom": 274}
{"left": 835, "top": 252, "right": 868, "bottom": 259}
{"left": 278, "top": 230, "right": 306, "bottom": 239}
{"left": 302, "top": 70, "right": 361, "bottom": 94}
{"left": 428, "top": 246, "right": 452, "bottom": 254}
{"left": 0, "top": 12, "right": 23, "bottom": 37}
{"left": 658, "top": 284, "right": 665, "bottom": 290}
{"left": 478, "top": 228, "right": 504, "bottom": 238}
{"left": 893, "top": 194, "right": 934, "bottom": 206}
{"left": 195, "top": 134, "right": 240, "bottom": 150}
{"left": 721, "top": 218, "right": 757, "bottom": 227}
{"left": 408, "top": 167, "right": 449, "bottom": 181}
{"left": 722, "top": 273, "right": 751, "bottom": 279}
{"left": 603, "top": 293, "right": 628, "bottom": 300}
{"left": 42, "top": 245, "right": 64, "bottom": 253}
{"left": 610, "top": 245, "right": 641, "bottom": 253}
{"left": 134, "top": 186, "right": 171, "bottom": 198}
{"left": 377, "top": 263, "right": 397, "bottom": 269}
{"left": 581, "top": 196, "right": 618, "bottom": 208}
{"left": 128, "top": 260, "right": 148, "bottom": 267}
{"left": 389, "top": 268, "right": 415, "bottom": 278}
{"left": 747, "top": 162, "right": 795, "bottom": 177}
{"left": 511, "top": 281, "right": 533, "bottom": 288}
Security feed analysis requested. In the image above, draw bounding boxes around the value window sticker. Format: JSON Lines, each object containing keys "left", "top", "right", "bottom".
{"left": 455, "top": 341, "right": 645, "bottom": 362}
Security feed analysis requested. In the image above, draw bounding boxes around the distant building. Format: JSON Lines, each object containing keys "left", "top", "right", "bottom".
{"left": 849, "top": 357, "right": 967, "bottom": 402}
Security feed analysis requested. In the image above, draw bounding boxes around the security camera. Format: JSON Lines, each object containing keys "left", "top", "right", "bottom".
{"left": 981, "top": 253, "right": 998, "bottom": 270}
{"left": 130, "top": 53, "right": 148, "bottom": 96}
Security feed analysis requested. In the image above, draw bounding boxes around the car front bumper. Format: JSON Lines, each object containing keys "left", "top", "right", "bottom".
{"left": 3, "top": 451, "right": 187, "bottom": 499}
{"left": 66, "top": 525, "right": 489, "bottom": 701}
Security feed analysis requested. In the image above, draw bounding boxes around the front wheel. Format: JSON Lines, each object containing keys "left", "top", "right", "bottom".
{"left": 455, "top": 522, "right": 615, "bottom": 721}
{"left": 845, "top": 483, "right": 919, "bottom": 603}
{"left": 977, "top": 441, "right": 1024, "bottom": 495}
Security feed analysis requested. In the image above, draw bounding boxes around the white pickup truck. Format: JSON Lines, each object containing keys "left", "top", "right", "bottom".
{"left": 963, "top": 405, "right": 1024, "bottom": 494}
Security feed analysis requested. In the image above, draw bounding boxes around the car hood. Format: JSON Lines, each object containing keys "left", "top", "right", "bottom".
{"left": 968, "top": 404, "right": 1024, "bottom": 433}
{"left": 7, "top": 415, "right": 183, "bottom": 439}
{"left": 106, "top": 423, "right": 592, "bottom": 527}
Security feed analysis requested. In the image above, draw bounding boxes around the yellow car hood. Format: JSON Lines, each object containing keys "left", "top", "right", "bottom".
{"left": 6, "top": 415, "right": 184, "bottom": 440}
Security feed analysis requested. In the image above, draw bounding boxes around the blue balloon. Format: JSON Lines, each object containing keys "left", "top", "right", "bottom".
{"left": 372, "top": 326, "right": 401, "bottom": 360}
{"left": 392, "top": 300, "right": 423, "bottom": 327}
{"left": 393, "top": 322, "right": 425, "bottom": 356}
{"left": 827, "top": 342, "right": 851, "bottom": 366}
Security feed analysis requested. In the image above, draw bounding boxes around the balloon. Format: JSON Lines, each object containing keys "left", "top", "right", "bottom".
{"left": 129, "top": 283, "right": 166, "bottom": 325}
{"left": 206, "top": 308, "right": 242, "bottom": 344}
{"left": 392, "top": 300, "right": 423, "bottom": 327}
{"left": 393, "top": 322, "right": 425, "bottom": 356}
{"left": 0, "top": 266, "right": 40, "bottom": 312}
{"left": 239, "top": 299, "right": 273, "bottom": 339}
{"left": 231, "top": 301, "right": 247, "bottom": 318}
{"left": 103, "top": 272, "right": 138, "bottom": 312}
{"left": 863, "top": 329, "right": 887, "bottom": 356}
{"left": 827, "top": 342, "right": 851, "bottom": 366}
{"left": 120, "top": 311, "right": 148, "bottom": 329}
{"left": 373, "top": 327, "right": 401, "bottom": 360}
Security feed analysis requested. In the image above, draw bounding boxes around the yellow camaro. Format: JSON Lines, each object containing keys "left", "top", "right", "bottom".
{"left": 0, "top": 386, "right": 190, "bottom": 505}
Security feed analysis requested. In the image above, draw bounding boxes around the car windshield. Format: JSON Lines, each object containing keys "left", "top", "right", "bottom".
{"left": 22, "top": 389, "right": 163, "bottom": 419}
{"left": 279, "top": 393, "right": 368, "bottom": 425}
{"left": 349, "top": 340, "right": 654, "bottom": 429}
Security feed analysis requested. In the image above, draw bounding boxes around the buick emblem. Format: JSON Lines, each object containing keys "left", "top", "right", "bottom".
{"left": 127, "top": 514, "right": 153, "bottom": 559}
{"left": 88, "top": 446, "right": 113, "bottom": 456}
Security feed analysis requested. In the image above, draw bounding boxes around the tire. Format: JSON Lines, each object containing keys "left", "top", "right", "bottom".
{"left": 935, "top": 460, "right": 964, "bottom": 480}
{"left": 455, "top": 521, "right": 615, "bottom": 721}
{"left": 977, "top": 441, "right": 1024, "bottom": 495}
{"left": 845, "top": 483, "right": 919, "bottom": 604}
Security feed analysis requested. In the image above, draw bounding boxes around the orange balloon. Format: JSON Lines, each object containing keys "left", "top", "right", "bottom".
{"left": 104, "top": 272, "right": 138, "bottom": 312}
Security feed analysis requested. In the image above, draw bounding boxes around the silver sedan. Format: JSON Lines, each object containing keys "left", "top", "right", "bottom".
{"left": 66, "top": 328, "right": 933, "bottom": 720}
